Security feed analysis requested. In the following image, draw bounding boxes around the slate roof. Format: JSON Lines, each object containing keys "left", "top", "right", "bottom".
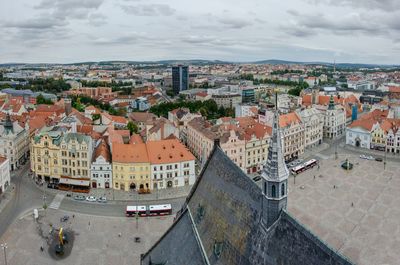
{"left": 141, "top": 144, "right": 352, "bottom": 265}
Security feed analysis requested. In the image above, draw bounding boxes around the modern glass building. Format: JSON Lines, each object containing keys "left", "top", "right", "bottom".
{"left": 172, "top": 65, "right": 189, "bottom": 95}
{"left": 241, "top": 87, "right": 255, "bottom": 103}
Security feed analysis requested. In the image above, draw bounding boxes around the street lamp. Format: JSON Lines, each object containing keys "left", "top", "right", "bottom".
{"left": 384, "top": 147, "right": 387, "bottom": 170}
{"left": 1, "top": 243, "right": 7, "bottom": 265}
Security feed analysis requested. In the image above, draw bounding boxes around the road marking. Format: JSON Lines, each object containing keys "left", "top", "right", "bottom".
{"left": 49, "top": 194, "right": 65, "bottom": 210}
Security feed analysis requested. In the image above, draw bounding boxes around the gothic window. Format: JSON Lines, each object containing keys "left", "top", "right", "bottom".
{"left": 271, "top": 185, "right": 276, "bottom": 198}
{"left": 281, "top": 183, "right": 285, "bottom": 196}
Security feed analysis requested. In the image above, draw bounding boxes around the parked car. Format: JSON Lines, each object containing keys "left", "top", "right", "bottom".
{"left": 74, "top": 195, "right": 86, "bottom": 201}
{"left": 366, "top": 155, "right": 374, "bottom": 160}
{"left": 97, "top": 196, "right": 107, "bottom": 203}
{"left": 86, "top": 196, "right": 97, "bottom": 202}
{"left": 252, "top": 176, "right": 262, "bottom": 182}
{"left": 375, "top": 157, "right": 383, "bottom": 162}
{"left": 359, "top": 155, "right": 367, "bottom": 159}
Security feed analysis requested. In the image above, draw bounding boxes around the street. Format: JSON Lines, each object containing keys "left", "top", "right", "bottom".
{"left": 0, "top": 162, "right": 185, "bottom": 239}
{"left": 0, "top": 163, "right": 54, "bottom": 238}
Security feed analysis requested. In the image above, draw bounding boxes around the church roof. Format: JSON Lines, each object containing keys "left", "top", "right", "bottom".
{"left": 141, "top": 94, "right": 352, "bottom": 265}
{"left": 141, "top": 144, "right": 353, "bottom": 265}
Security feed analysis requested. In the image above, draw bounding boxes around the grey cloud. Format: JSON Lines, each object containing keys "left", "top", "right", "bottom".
{"left": 283, "top": 11, "right": 388, "bottom": 37}
{"left": 307, "top": 0, "right": 400, "bottom": 12}
{"left": 217, "top": 17, "right": 252, "bottom": 29}
{"left": 88, "top": 13, "right": 107, "bottom": 26}
{"left": 121, "top": 4, "right": 175, "bottom": 16}
{"left": 3, "top": 17, "right": 67, "bottom": 29}
{"left": 36, "top": 0, "right": 104, "bottom": 11}
{"left": 91, "top": 33, "right": 154, "bottom": 45}
{"left": 35, "top": 0, "right": 105, "bottom": 20}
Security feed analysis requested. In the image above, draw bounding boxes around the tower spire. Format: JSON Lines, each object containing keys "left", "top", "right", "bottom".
{"left": 262, "top": 93, "right": 289, "bottom": 182}
{"left": 328, "top": 94, "right": 335, "bottom": 110}
{"left": 4, "top": 113, "right": 13, "bottom": 134}
{"left": 262, "top": 93, "right": 289, "bottom": 227}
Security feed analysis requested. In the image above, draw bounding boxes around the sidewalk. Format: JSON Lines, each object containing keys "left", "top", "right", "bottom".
{"left": 0, "top": 183, "right": 15, "bottom": 213}
{"left": 38, "top": 178, "right": 192, "bottom": 203}
{"left": 343, "top": 145, "right": 400, "bottom": 159}
{"left": 88, "top": 185, "right": 192, "bottom": 202}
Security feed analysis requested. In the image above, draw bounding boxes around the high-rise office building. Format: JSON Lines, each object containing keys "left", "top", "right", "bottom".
{"left": 172, "top": 65, "right": 189, "bottom": 95}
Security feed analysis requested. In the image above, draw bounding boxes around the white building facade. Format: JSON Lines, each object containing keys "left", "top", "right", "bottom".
{"left": 0, "top": 116, "right": 29, "bottom": 171}
{"left": 91, "top": 141, "right": 112, "bottom": 189}
{"left": 346, "top": 127, "right": 371, "bottom": 149}
{"left": 298, "top": 108, "right": 324, "bottom": 149}
{"left": 0, "top": 157, "right": 10, "bottom": 194}
{"left": 323, "top": 96, "right": 346, "bottom": 139}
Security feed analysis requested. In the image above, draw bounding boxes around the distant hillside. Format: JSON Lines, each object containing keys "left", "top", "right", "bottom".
{"left": 1, "top": 59, "right": 398, "bottom": 69}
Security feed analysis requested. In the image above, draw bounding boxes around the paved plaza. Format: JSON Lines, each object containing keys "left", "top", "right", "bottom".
{"left": 288, "top": 154, "right": 400, "bottom": 265}
{"left": 0, "top": 209, "right": 173, "bottom": 265}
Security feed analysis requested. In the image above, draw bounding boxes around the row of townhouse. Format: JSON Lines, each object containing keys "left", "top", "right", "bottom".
{"left": 111, "top": 139, "right": 196, "bottom": 191}
{"left": 346, "top": 109, "right": 400, "bottom": 154}
{"left": 186, "top": 104, "right": 329, "bottom": 170}
{"left": 31, "top": 127, "right": 196, "bottom": 191}
{"left": 186, "top": 117, "right": 271, "bottom": 174}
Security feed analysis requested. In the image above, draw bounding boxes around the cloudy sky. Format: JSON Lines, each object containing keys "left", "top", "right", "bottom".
{"left": 1, "top": 0, "right": 400, "bottom": 64}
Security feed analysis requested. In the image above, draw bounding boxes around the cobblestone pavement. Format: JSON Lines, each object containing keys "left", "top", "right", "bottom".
{"left": 0, "top": 208, "right": 173, "bottom": 265}
{"left": 288, "top": 153, "right": 400, "bottom": 265}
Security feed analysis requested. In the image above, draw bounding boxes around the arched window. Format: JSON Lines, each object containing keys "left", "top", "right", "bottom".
{"left": 281, "top": 183, "right": 285, "bottom": 196}
{"left": 271, "top": 185, "right": 276, "bottom": 198}
{"left": 264, "top": 182, "right": 267, "bottom": 194}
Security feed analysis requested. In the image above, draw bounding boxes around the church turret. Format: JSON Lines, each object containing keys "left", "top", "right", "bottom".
{"left": 4, "top": 114, "right": 14, "bottom": 134}
{"left": 328, "top": 94, "right": 335, "bottom": 110}
{"left": 261, "top": 93, "right": 289, "bottom": 227}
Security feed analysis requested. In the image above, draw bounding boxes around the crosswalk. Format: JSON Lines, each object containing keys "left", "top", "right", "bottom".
{"left": 48, "top": 194, "right": 65, "bottom": 210}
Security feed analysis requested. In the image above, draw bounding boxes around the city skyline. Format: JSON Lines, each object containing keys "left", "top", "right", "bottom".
{"left": 1, "top": 0, "right": 400, "bottom": 64}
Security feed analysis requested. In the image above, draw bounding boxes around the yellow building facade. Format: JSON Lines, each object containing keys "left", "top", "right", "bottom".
{"left": 31, "top": 130, "right": 62, "bottom": 183}
{"left": 112, "top": 143, "right": 151, "bottom": 192}
{"left": 112, "top": 162, "right": 151, "bottom": 191}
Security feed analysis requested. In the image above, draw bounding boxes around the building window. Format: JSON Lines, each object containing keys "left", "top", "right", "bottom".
{"left": 281, "top": 183, "right": 285, "bottom": 196}
{"left": 271, "top": 185, "right": 276, "bottom": 198}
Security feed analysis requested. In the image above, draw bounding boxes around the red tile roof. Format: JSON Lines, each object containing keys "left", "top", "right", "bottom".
{"left": 146, "top": 139, "right": 195, "bottom": 164}
{"left": 112, "top": 143, "right": 149, "bottom": 163}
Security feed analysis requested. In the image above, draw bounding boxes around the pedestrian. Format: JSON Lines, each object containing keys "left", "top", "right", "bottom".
{"left": 351, "top": 202, "right": 354, "bottom": 207}
{"left": 40, "top": 246, "right": 44, "bottom": 252}
{"left": 72, "top": 214, "right": 75, "bottom": 219}
{"left": 118, "top": 233, "right": 122, "bottom": 237}
{"left": 313, "top": 175, "right": 315, "bottom": 180}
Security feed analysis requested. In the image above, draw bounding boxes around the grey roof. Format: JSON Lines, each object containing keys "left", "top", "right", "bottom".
{"left": 141, "top": 146, "right": 353, "bottom": 265}
{"left": 141, "top": 210, "right": 207, "bottom": 265}
{"left": 261, "top": 110, "right": 289, "bottom": 182}
{"left": 62, "top": 133, "right": 91, "bottom": 145}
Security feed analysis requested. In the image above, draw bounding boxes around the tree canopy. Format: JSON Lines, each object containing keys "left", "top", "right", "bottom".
{"left": 149, "top": 99, "right": 234, "bottom": 119}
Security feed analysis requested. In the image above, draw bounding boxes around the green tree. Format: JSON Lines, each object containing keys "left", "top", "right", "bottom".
{"left": 36, "top": 94, "right": 53, "bottom": 105}
{"left": 127, "top": 121, "right": 138, "bottom": 135}
{"left": 288, "top": 87, "right": 302, "bottom": 96}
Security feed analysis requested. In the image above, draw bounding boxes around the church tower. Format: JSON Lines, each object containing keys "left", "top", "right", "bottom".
{"left": 261, "top": 93, "right": 289, "bottom": 227}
